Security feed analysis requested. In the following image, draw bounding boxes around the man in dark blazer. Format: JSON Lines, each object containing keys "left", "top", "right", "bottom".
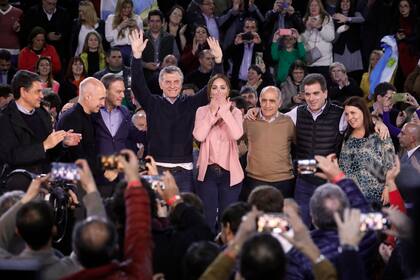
{"left": 0, "top": 70, "right": 80, "bottom": 176}
{"left": 56, "top": 77, "right": 106, "bottom": 176}
{"left": 397, "top": 122, "right": 420, "bottom": 211}
{"left": 0, "top": 50, "right": 17, "bottom": 86}
{"left": 91, "top": 74, "right": 145, "bottom": 184}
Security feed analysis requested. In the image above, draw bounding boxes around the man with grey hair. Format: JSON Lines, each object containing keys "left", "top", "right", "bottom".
{"left": 286, "top": 154, "right": 377, "bottom": 280}
{"left": 328, "top": 62, "right": 363, "bottom": 106}
{"left": 129, "top": 29, "right": 223, "bottom": 192}
{"left": 241, "top": 86, "right": 296, "bottom": 200}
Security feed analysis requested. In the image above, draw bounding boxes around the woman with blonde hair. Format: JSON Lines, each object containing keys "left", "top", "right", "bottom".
{"left": 360, "top": 49, "right": 384, "bottom": 107}
{"left": 80, "top": 31, "right": 106, "bottom": 76}
{"left": 105, "top": 0, "right": 143, "bottom": 65}
{"left": 70, "top": 0, "right": 107, "bottom": 56}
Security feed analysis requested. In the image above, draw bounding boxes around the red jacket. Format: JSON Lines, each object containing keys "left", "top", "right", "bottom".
{"left": 62, "top": 184, "right": 153, "bottom": 280}
{"left": 18, "top": 44, "right": 62, "bottom": 75}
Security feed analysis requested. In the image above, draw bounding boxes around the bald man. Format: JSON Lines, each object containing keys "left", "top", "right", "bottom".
{"left": 396, "top": 122, "right": 420, "bottom": 212}
{"left": 56, "top": 77, "right": 106, "bottom": 174}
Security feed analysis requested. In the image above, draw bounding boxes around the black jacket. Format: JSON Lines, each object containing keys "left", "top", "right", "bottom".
{"left": 0, "top": 101, "right": 53, "bottom": 175}
{"left": 56, "top": 103, "right": 100, "bottom": 175}
{"left": 69, "top": 18, "right": 108, "bottom": 56}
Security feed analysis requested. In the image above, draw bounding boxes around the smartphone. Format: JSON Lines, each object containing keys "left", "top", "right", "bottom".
{"left": 257, "top": 213, "right": 291, "bottom": 234}
{"left": 296, "top": 159, "right": 317, "bottom": 175}
{"left": 241, "top": 32, "right": 254, "bottom": 41}
{"left": 360, "top": 213, "right": 390, "bottom": 232}
{"left": 51, "top": 162, "right": 80, "bottom": 181}
{"left": 278, "top": 28, "right": 292, "bottom": 36}
{"left": 392, "top": 92, "right": 408, "bottom": 103}
{"left": 255, "top": 52, "right": 264, "bottom": 65}
{"left": 142, "top": 175, "right": 165, "bottom": 191}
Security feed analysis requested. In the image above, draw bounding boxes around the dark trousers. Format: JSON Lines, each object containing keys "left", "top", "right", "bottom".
{"left": 294, "top": 176, "right": 325, "bottom": 227}
{"left": 196, "top": 165, "right": 242, "bottom": 233}
{"left": 157, "top": 166, "right": 194, "bottom": 193}
{"left": 240, "top": 176, "right": 295, "bottom": 201}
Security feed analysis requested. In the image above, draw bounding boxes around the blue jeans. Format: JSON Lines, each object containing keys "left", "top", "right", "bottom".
{"left": 196, "top": 165, "right": 242, "bottom": 233}
{"left": 294, "top": 176, "right": 325, "bottom": 227}
{"left": 158, "top": 166, "right": 194, "bottom": 193}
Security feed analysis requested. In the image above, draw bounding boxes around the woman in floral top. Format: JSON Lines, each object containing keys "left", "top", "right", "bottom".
{"left": 339, "top": 96, "right": 395, "bottom": 207}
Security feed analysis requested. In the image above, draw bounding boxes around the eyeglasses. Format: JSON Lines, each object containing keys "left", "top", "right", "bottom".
{"left": 202, "top": 1, "right": 214, "bottom": 6}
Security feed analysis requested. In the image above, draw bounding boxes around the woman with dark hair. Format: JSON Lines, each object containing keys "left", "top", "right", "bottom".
{"left": 193, "top": 74, "right": 243, "bottom": 232}
{"left": 69, "top": 0, "right": 107, "bottom": 56}
{"left": 280, "top": 59, "right": 307, "bottom": 111}
{"left": 80, "top": 31, "right": 106, "bottom": 76}
{"left": 339, "top": 96, "right": 395, "bottom": 207}
{"left": 392, "top": 0, "right": 419, "bottom": 86}
{"left": 36, "top": 56, "right": 60, "bottom": 94}
{"left": 58, "top": 56, "right": 86, "bottom": 104}
{"left": 18, "top": 26, "right": 61, "bottom": 75}
{"left": 332, "top": 0, "right": 365, "bottom": 82}
{"left": 180, "top": 25, "right": 210, "bottom": 75}
{"left": 165, "top": 4, "right": 187, "bottom": 52}
{"left": 242, "top": 64, "right": 274, "bottom": 94}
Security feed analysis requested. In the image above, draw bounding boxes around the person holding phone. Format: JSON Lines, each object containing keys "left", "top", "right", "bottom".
{"left": 271, "top": 27, "right": 305, "bottom": 84}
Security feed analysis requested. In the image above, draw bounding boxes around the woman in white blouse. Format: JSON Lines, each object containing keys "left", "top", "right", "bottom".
{"left": 302, "top": 0, "right": 335, "bottom": 82}
{"left": 105, "top": 0, "right": 143, "bottom": 65}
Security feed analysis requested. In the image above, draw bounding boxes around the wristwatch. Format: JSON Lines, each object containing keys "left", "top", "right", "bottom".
{"left": 338, "top": 244, "right": 359, "bottom": 253}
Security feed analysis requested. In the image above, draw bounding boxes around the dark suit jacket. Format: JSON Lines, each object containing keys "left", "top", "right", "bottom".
{"left": 0, "top": 101, "right": 53, "bottom": 174}
{"left": 228, "top": 41, "right": 264, "bottom": 89}
{"left": 91, "top": 106, "right": 144, "bottom": 156}
{"left": 397, "top": 147, "right": 420, "bottom": 206}
{"left": 56, "top": 103, "right": 99, "bottom": 174}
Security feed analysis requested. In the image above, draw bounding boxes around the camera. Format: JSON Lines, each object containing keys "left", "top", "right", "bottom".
{"left": 257, "top": 213, "right": 291, "bottom": 234}
{"left": 360, "top": 212, "right": 390, "bottom": 232}
{"left": 391, "top": 92, "right": 409, "bottom": 103}
{"left": 241, "top": 32, "right": 254, "bottom": 41}
{"left": 141, "top": 175, "right": 165, "bottom": 191}
{"left": 296, "top": 159, "right": 318, "bottom": 175}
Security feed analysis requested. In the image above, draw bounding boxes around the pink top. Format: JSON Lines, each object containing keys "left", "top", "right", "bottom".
{"left": 41, "top": 80, "right": 60, "bottom": 94}
{"left": 193, "top": 104, "right": 244, "bottom": 186}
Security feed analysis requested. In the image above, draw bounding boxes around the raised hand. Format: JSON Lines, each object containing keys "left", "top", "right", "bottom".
{"left": 129, "top": 29, "right": 149, "bottom": 59}
{"left": 76, "top": 159, "right": 97, "bottom": 194}
{"left": 207, "top": 37, "right": 222, "bottom": 63}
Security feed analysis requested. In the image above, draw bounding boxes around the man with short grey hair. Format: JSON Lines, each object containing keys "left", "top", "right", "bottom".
{"left": 286, "top": 154, "right": 377, "bottom": 280}
{"left": 328, "top": 62, "right": 363, "bottom": 106}
{"left": 241, "top": 86, "right": 296, "bottom": 200}
{"left": 129, "top": 29, "right": 223, "bottom": 192}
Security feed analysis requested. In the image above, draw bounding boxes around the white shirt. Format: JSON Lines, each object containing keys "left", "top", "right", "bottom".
{"left": 105, "top": 14, "right": 143, "bottom": 46}
{"left": 259, "top": 111, "right": 279, "bottom": 123}
{"left": 408, "top": 145, "right": 420, "bottom": 158}
{"left": 285, "top": 103, "right": 347, "bottom": 133}
{"left": 75, "top": 24, "right": 98, "bottom": 56}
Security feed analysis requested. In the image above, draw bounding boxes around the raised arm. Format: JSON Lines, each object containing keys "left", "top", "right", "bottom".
{"left": 129, "top": 29, "right": 153, "bottom": 111}
{"left": 192, "top": 37, "right": 224, "bottom": 108}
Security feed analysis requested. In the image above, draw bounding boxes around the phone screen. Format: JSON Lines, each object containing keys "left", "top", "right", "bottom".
{"left": 51, "top": 162, "right": 80, "bottom": 181}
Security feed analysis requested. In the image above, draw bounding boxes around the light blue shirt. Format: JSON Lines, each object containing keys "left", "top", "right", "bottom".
{"left": 203, "top": 13, "right": 220, "bottom": 40}
{"left": 100, "top": 107, "right": 123, "bottom": 137}
{"left": 239, "top": 43, "right": 254, "bottom": 81}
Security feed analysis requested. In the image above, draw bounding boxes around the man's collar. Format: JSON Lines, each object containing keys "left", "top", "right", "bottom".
{"left": 15, "top": 101, "right": 35, "bottom": 115}
{"left": 408, "top": 145, "right": 420, "bottom": 158}
{"left": 259, "top": 111, "right": 279, "bottom": 123}
{"left": 307, "top": 101, "right": 327, "bottom": 115}
{"left": 163, "top": 93, "right": 179, "bottom": 104}
{"left": 43, "top": 7, "right": 56, "bottom": 16}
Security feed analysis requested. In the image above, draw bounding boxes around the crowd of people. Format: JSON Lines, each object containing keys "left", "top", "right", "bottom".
{"left": 0, "top": 0, "right": 420, "bottom": 279}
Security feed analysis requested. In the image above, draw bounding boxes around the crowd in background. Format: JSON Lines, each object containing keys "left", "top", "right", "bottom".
{"left": 0, "top": 0, "right": 420, "bottom": 279}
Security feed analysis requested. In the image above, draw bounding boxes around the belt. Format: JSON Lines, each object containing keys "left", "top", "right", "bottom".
{"left": 157, "top": 166, "right": 187, "bottom": 173}
{"left": 208, "top": 164, "right": 225, "bottom": 172}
